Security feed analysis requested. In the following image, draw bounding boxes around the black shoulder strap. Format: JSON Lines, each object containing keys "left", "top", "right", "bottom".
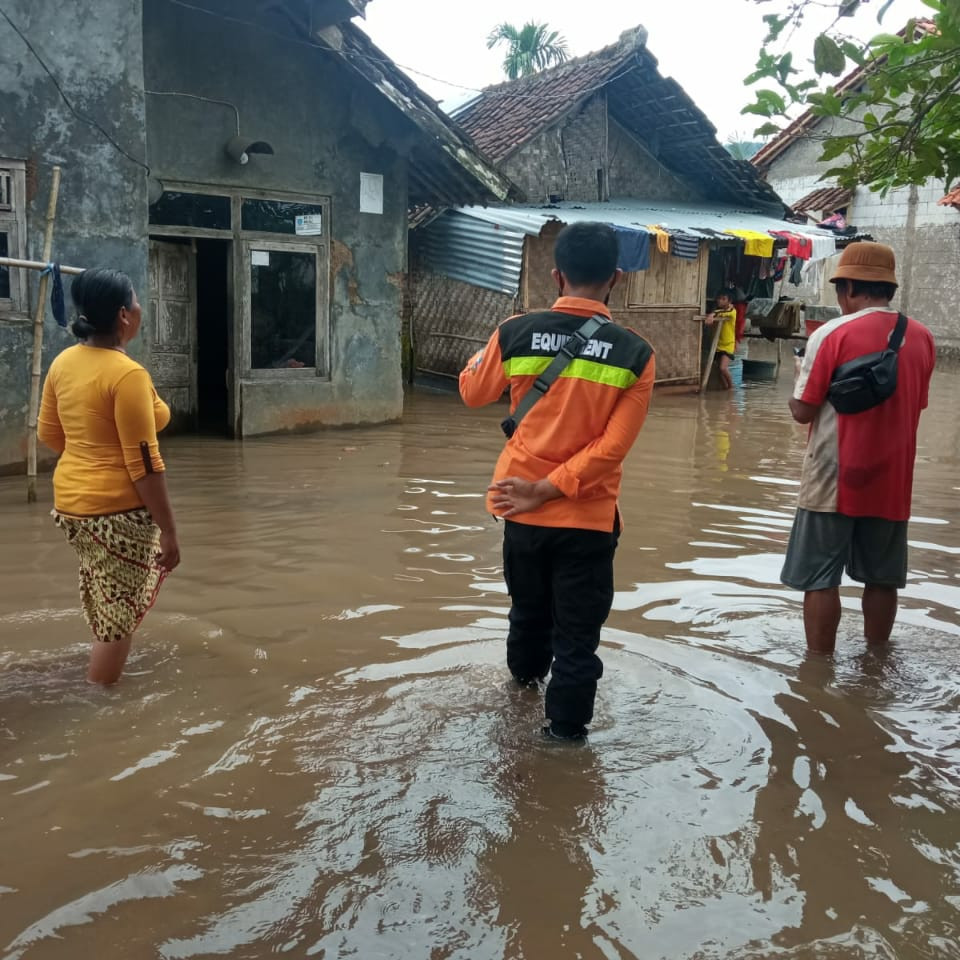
{"left": 510, "top": 313, "right": 609, "bottom": 430}
{"left": 889, "top": 312, "right": 908, "bottom": 352}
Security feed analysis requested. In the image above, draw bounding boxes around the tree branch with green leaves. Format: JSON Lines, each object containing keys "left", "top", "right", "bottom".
{"left": 744, "top": 0, "right": 960, "bottom": 192}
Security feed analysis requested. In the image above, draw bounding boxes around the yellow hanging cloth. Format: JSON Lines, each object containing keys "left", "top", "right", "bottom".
{"left": 725, "top": 230, "right": 774, "bottom": 258}
{"left": 647, "top": 225, "right": 672, "bottom": 255}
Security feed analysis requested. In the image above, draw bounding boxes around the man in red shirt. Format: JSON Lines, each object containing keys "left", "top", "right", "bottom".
{"left": 459, "top": 222, "right": 655, "bottom": 740}
{"left": 781, "top": 242, "right": 936, "bottom": 654}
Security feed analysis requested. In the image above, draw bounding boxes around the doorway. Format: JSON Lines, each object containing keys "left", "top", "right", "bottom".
{"left": 148, "top": 236, "right": 232, "bottom": 435}
{"left": 196, "top": 239, "right": 231, "bottom": 433}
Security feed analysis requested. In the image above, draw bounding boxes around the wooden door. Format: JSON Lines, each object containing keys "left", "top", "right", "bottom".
{"left": 149, "top": 239, "right": 197, "bottom": 431}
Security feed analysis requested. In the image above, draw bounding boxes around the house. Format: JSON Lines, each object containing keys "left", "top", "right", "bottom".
{"left": 0, "top": 0, "right": 512, "bottom": 469}
{"left": 408, "top": 26, "right": 812, "bottom": 387}
{"left": 751, "top": 18, "right": 960, "bottom": 355}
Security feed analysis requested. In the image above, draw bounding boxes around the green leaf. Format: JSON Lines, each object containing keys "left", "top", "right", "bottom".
{"left": 753, "top": 122, "right": 782, "bottom": 138}
{"left": 877, "top": 0, "right": 896, "bottom": 22}
{"left": 819, "top": 137, "right": 855, "bottom": 161}
{"left": 814, "top": 34, "right": 847, "bottom": 77}
{"left": 808, "top": 91, "right": 843, "bottom": 117}
{"left": 762, "top": 14, "right": 789, "bottom": 44}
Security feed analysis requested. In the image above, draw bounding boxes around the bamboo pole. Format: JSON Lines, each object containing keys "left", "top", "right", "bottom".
{"left": 0, "top": 256, "right": 83, "bottom": 275}
{"left": 699, "top": 317, "right": 723, "bottom": 393}
{"left": 26, "top": 166, "right": 62, "bottom": 504}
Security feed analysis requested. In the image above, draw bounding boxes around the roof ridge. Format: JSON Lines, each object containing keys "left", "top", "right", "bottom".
{"left": 472, "top": 24, "right": 649, "bottom": 98}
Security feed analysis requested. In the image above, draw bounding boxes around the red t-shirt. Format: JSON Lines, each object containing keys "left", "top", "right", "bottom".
{"left": 794, "top": 307, "right": 935, "bottom": 520}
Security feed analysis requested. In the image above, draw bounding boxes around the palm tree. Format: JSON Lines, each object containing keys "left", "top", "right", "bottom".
{"left": 486, "top": 21, "right": 569, "bottom": 80}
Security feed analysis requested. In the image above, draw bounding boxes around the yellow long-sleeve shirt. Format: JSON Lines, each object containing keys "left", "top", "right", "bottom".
{"left": 38, "top": 345, "right": 170, "bottom": 516}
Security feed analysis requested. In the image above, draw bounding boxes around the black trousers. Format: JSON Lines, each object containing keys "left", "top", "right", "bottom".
{"left": 502, "top": 519, "right": 619, "bottom": 731}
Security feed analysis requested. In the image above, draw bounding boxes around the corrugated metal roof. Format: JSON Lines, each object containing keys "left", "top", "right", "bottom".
{"left": 417, "top": 211, "right": 526, "bottom": 294}
{"left": 416, "top": 201, "right": 849, "bottom": 295}
{"left": 792, "top": 187, "right": 852, "bottom": 216}
{"left": 454, "top": 201, "right": 797, "bottom": 239}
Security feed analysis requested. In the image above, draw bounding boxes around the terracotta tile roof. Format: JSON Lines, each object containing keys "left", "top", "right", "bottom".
{"left": 792, "top": 186, "right": 852, "bottom": 216}
{"left": 938, "top": 186, "right": 960, "bottom": 208}
{"left": 455, "top": 29, "right": 643, "bottom": 163}
{"left": 454, "top": 26, "right": 784, "bottom": 211}
{"left": 752, "top": 19, "right": 938, "bottom": 172}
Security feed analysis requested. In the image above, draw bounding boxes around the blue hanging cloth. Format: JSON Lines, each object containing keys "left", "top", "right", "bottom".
{"left": 611, "top": 226, "right": 651, "bottom": 272}
{"left": 40, "top": 262, "right": 66, "bottom": 327}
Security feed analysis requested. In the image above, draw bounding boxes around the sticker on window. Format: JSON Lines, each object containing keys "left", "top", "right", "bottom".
{"left": 251, "top": 250, "right": 270, "bottom": 267}
{"left": 294, "top": 213, "right": 323, "bottom": 236}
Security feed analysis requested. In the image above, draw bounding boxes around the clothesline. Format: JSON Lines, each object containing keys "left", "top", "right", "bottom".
{"left": 0, "top": 256, "right": 84, "bottom": 275}
{"left": 611, "top": 222, "right": 839, "bottom": 273}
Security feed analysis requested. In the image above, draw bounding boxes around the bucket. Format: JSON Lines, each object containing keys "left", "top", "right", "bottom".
{"left": 805, "top": 318, "right": 825, "bottom": 338}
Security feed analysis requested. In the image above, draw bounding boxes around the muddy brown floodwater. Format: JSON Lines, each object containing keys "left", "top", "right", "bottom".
{"left": 1, "top": 372, "right": 959, "bottom": 960}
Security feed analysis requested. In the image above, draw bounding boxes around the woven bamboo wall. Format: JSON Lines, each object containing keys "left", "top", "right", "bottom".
{"left": 614, "top": 307, "right": 702, "bottom": 383}
{"left": 411, "top": 271, "right": 518, "bottom": 379}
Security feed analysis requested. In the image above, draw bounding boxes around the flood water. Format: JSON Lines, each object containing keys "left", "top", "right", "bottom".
{"left": 2, "top": 371, "right": 960, "bottom": 960}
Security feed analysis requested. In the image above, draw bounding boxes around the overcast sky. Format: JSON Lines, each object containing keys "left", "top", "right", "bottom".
{"left": 361, "top": 0, "right": 931, "bottom": 141}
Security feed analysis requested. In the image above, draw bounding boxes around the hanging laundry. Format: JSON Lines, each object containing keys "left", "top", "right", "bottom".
{"left": 612, "top": 226, "right": 651, "bottom": 272}
{"left": 724, "top": 230, "right": 775, "bottom": 258}
{"left": 670, "top": 233, "right": 699, "bottom": 260}
{"left": 773, "top": 231, "right": 813, "bottom": 261}
{"left": 806, "top": 233, "right": 837, "bottom": 262}
{"left": 789, "top": 256, "right": 805, "bottom": 285}
{"left": 647, "top": 225, "right": 672, "bottom": 255}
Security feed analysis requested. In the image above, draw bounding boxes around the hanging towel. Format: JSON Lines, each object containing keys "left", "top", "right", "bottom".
{"left": 724, "top": 230, "right": 775, "bottom": 258}
{"left": 612, "top": 226, "right": 651, "bottom": 272}
{"left": 647, "top": 225, "right": 672, "bottom": 255}
{"left": 806, "top": 233, "right": 837, "bottom": 262}
{"left": 670, "top": 233, "right": 699, "bottom": 260}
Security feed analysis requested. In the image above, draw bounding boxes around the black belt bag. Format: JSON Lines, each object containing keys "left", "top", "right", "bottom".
{"left": 827, "top": 312, "right": 907, "bottom": 415}
{"left": 501, "top": 314, "right": 609, "bottom": 438}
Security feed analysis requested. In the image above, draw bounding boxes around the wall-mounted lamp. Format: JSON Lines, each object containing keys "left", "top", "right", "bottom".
{"left": 145, "top": 91, "right": 275, "bottom": 167}
{"left": 225, "top": 136, "right": 275, "bottom": 165}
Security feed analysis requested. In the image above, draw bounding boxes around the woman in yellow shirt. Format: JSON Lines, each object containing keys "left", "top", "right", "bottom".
{"left": 38, "top": 268, "right": 181, "bottom": 685}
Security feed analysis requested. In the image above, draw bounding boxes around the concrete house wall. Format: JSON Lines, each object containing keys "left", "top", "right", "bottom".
{"left": 143, "top": 0, "right": 408, "bottom": 436}
{"left": 0, "top": 0, "right": 148, "bottom": 469}
{"left": 761, "top": 114, "right": 960, "bottom": 353}
{"left": 0, "top": 0, "right": 438, "bottom": 471}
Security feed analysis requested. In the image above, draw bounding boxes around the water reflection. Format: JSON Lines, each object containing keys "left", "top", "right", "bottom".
{"left": 0, "top": 376, "right": 958, "bottom": 958}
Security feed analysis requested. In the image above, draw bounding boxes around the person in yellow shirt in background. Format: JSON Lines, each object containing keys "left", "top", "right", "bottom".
{"left": 705, "top": 291, "right": 737, "bottom": 390}
{"left": 38, "top": 269, "right": 180, "bottom": 685}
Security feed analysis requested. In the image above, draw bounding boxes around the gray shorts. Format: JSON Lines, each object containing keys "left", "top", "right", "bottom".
{"left": 780, "top": 508, "right": 908, "bottom": 592}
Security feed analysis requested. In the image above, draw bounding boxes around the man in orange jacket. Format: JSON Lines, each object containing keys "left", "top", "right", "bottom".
{"left": 459, "top": 222, "right": 656, "bottom": 740}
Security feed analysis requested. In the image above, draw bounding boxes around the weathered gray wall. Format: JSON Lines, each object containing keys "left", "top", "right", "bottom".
{"left": 501, "top": 94, "right": 608, "bottom": 204}
{"left": 607, "top": 119, "right": 703, "bottom": 202}
{"left": 143, "top": 0, "right": 409, "bottom": 433}
{"left": 500, "top": 95, "right": 702, "bottom": 206}
{"left": 0, "top": 0, "right": 147, "bottom": 470}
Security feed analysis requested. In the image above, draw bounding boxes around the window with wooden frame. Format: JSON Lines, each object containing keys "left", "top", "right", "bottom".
{"left": 0, "top": 159, "right": 28, "bottom": 317}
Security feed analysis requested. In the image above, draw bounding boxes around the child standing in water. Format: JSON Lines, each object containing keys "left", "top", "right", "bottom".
{"left": 706, "top": 292, "right": 737, "bottom": 390}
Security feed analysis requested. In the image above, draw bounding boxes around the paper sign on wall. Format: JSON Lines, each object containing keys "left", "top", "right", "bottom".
{"left": 295, "top": 213, "right": 323, "bottom": 236}
{"left": 360, "top": 172, "right": 384, "bottom": 215}
{"left": 251, "top": 250, "right": 270, "bottom": 266}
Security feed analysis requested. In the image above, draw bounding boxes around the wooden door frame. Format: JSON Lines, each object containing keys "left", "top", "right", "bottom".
{"left": 148, "top": 238, "right": 199, "bottom": 431}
